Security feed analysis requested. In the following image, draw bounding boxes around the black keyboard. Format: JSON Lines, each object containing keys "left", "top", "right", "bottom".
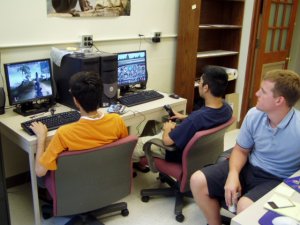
{"left": 21, "top": 111, "right": 81, "bottom": 135}
{"left": 118, "top": 90, "right": 164, "bottom": 107}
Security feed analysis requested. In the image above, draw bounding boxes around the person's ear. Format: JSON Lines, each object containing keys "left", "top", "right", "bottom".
{"left": 73, "top": 97, "right": 80, "bottom": 109}
{"left": 203, "top": 83, "right": 209, "bottom": 93}
{"left": 275, "top": 96, "right": 285, "bottom": 106}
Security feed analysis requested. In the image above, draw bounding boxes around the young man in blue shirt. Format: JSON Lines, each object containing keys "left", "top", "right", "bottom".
{"left": 190, "top": 69, "right": 300, "bottom": 225}
{"left": 132, "top": 65, "right": 233, "bottom": 165}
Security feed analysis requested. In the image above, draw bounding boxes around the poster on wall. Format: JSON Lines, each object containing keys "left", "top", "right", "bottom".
{"left": 47, "top": 0, "right": 131, "bottom": 17}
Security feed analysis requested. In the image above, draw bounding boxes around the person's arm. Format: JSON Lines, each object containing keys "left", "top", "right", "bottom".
{"left": 162, "top": 121, "right": 176, "bottom": 146}
{"left": 224, "top": 144, "right": 249, "bottom": 207}
{"left": 29, "top": 121, "right": 49, "bottom": 177}
{"left": 170, "top": 111, "right": 188, "bottom": 121}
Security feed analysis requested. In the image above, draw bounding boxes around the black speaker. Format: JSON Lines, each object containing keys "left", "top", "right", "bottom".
{"left": 0, "top": 87, "right": 5, "bottom": 115}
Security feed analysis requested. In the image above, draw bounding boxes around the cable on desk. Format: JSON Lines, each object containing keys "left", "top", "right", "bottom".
{"left": 126, "top": 109, "right": 146, "bottom": 136}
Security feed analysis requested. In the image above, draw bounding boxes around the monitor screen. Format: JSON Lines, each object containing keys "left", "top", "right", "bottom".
{"left": 117, "top": 50, "right": 147, "bottom": 87}
{"left": 4, "top": 58, "right": 54, "bottom": 106}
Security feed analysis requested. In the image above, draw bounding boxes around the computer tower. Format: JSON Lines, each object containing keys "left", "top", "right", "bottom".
{"left": 53, "top": 53, "right": 118, "bottom": 109}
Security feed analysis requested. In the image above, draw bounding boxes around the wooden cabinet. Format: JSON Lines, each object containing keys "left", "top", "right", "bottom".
{"left": 175, "top": 0, "right": 245, "bottom": 113}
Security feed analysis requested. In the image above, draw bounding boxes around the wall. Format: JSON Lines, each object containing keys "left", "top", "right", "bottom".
{"left": 288, "top": 1, "right": 300, "bottom": 74}
{"left": 0, "top": 0, "right": 179, "bottom": 178}
{"left": 0, "top": 0, "right": 179, "bottom": 94}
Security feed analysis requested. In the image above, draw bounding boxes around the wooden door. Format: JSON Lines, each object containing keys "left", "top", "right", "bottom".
{"left": 242, "top": 0, "right": 298, "bottom": 115}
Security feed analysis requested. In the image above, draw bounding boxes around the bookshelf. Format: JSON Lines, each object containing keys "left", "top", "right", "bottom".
{"left": 175, "top": 0, "right": 245, "bottom": 112}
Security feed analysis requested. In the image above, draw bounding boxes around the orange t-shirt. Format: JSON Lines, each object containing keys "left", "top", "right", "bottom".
{"left": 39, "top": 113, "right": 128, "bottom": 170}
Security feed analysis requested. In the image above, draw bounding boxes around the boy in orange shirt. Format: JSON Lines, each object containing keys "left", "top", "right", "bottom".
{"left": 30, "top": 71, "right": 128, "bottom": 177}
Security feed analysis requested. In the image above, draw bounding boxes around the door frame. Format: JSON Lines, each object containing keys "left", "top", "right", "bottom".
{"left": 240, "top": 0, "right": 262, "bottom": 126}
{"left": 240, "top": 0, "right": 298, "bottom": 126}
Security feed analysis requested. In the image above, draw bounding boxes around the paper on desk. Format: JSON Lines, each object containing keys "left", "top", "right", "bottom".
{"left": 264, "top": 194, "right": 300, "bottom": 221}
{"left": 275, "top": 185, "right": 295, "bottom": 198}
{"left": 50, "top": 47, "right": 71, "bottom": 67}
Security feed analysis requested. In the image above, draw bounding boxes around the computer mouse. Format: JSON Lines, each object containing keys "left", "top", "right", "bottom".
{"left": 272, "top": 216, "right": 298, "bottom": 225}
{"left": 169, "top": 93, "right": 180, "bottom": 99}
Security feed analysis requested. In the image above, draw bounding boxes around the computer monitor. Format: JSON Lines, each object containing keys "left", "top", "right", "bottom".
{"left": 117, "top": 50, "right": 147, "bottom": 95}
{"left": 4, "top": 58, "right": 55, "bottom": 116}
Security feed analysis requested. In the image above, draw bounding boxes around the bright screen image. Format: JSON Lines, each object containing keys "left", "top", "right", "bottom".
{"left": 117, "top": 50, "right": 147, "bottom": 86}
{"left": 4, "top": 59, "right": 53, "bottom": 105}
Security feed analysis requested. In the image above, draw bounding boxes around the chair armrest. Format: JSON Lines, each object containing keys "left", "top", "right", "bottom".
{"left": 143, "top": 138, "right": 176, "bottom": 172}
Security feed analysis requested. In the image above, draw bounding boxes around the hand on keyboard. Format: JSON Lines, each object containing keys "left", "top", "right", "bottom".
{"left": 29, "top": 121, "right": 48, "bottom": 138}
{"left": 21, "top": 111, "right": 81, "bottom": 135}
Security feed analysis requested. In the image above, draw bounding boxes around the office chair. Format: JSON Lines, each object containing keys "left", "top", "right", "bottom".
{"left": 42, "top": 135, "right": 138, "bottom": 225}
{"left": 140, "top": 117, "right": 235, "bottom": 222}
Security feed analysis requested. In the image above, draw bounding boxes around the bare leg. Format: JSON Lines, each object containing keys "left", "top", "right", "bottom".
{"left": 237, "top": 196, "right": 253, "bottom": 213}
{"left": 190, "top": 171, "right": 222, "bottom": 225}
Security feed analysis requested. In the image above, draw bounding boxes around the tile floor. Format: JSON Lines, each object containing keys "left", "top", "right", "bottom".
{"left": 7, "top": 129, "right": 239, "bottom": 225}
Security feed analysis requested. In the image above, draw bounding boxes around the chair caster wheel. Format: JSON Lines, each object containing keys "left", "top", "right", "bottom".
{"left": 121, "top": 209, "right": 129, "bottom": 216}
{"left": 41, "top": 205, "right": 53, "bottom": 219}
{"left": 176, "top": 214, "right": 184, "bottom": 222}
{"left": 141, "top": 196, "right": 149, "bottom": 202}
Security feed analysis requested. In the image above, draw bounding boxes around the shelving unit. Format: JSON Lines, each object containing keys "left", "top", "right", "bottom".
{"left": 175, "top": 0, "right": 245, "bottom": 113}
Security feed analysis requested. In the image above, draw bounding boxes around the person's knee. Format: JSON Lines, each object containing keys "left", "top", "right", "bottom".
{"left": 190, "top": 170, "right": 208, "bottom": 195}
{"left": 236, "top": 196, "right": 253, "bottom": 214}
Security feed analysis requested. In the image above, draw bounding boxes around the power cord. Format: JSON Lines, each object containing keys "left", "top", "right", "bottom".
{"left": 126, "top": 109, "right": 146, "bottom": 135}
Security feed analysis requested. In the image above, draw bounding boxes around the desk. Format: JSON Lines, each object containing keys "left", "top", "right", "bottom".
{"left": 0, "top": 93, "right": 186, "bottom": 225}
{"left": 231, "top": 170, "right": 300, "bottom": 225}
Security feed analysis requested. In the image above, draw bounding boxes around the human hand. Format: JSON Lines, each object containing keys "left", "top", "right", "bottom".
{"left": 29, "top": 121, "right": 48, "bottom": 140}
{"left": 170, "top": 111, "right": 188, "bottom": 121}
{"left": 224, "top": 172, "right": 241, "bottom": 208}
{"left": 163, "top": 120, "right": 176, "bottom": 131}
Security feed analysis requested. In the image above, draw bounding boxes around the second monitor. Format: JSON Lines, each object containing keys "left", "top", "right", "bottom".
{"left": 117, "top": 50, "right": 148, "bottom": 96}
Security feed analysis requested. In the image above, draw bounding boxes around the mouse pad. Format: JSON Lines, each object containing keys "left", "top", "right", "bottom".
{"left": 259, "top": 211, "right": 281, "bottom": 225}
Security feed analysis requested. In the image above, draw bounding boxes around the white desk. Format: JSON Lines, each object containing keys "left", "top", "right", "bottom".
{"left": 0, "top": 93, "right": 186, "bottom": 225}
{"left": 231, "top": 170, "right": 300, "bottom": 225}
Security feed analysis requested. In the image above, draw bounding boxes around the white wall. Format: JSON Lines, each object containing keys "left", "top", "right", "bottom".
{"left": 0, "top": 0, "right": 179, "bottom": 95}
{"left": 288, "top": 1, "right": 300, "bottom": 74}
{"left": 0, "top": 0, "right": 180, "bottom": 177}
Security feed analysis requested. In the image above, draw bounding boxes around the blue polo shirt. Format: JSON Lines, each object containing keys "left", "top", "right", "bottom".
{"left": 237, "top": 107, "right": 300, "bottom": 178}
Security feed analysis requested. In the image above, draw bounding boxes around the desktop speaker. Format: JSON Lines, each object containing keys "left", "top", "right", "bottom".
{"left": 0, "top": 87, "right": 5, "bottom": 115}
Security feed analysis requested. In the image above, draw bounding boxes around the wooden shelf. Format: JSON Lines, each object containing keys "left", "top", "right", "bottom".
{"left": 200, "top": 24, "right": 242, "bottom": 29}
{"left": 197, "top": 50, "right": 239, "bottom": 58}
{"left": 175, "top": 0, "right": 245, "bottom": 113}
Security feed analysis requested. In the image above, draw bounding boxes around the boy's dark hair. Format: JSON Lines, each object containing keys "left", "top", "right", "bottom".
{"left": 202, "top": 66, "right": 228, "bottom": 97}
{"left": 69, "top": 71, "right": 103, "bottom": 112}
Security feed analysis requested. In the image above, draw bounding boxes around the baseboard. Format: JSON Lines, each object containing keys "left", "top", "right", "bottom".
{"left": 6, "top": 171, "right": 30, "bottom": 188}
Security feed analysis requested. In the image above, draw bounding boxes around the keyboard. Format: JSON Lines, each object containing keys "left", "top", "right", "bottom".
{"left": 118, "top": 90, "right": 164, "bottom": 107}
{"left": 21, "top": 111, "right": 81, "bottom": 135}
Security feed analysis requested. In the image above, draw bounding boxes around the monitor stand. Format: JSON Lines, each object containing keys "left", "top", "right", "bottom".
{"left": 14, "top": 102, "right": 50, "bottom": 116}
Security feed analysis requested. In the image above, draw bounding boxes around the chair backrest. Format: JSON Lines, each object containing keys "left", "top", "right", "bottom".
{"left": 180, "top": 117, "right": 235, "bottom": 192}
{"left": 45, "top": 135, "right": 138, "bottom": 216}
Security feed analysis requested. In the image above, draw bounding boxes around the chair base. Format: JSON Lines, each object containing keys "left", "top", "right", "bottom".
{"left": 42, "top": 202, "right": 129, "bottom": 225}
{"left": 140, "top": 173, "right": 192, "bottom": 223}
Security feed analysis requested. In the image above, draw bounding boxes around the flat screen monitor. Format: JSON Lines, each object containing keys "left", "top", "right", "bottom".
{"left": 117, "top": 50, "right": 147, "bottom": 95}
{"left": 4, "top": 58, "right": 55, "bottom": 116}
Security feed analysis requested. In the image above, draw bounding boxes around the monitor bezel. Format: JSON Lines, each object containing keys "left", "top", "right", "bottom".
{"left": 117, "top": 50, "right": 148, "bottom": 88}
{"left": 3, "top": 58, "right": 55, "bottom": 106}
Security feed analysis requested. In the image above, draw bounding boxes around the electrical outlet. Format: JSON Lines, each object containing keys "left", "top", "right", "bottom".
{"left": 152, "top": 32, "right": 161, "bottom": 43}
{"left": 81, "top": 35, "right": 93, "bottom": 48}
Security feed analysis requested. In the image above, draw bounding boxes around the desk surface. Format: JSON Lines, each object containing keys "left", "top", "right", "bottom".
{"left": 0, "top": 92, "right": 187, "bottom": 153}
{"left": 231, "top": 171, "right": 300, "bottom": 225}
{"left": 0, "top": 92, "right": 187, "bottom": 225}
